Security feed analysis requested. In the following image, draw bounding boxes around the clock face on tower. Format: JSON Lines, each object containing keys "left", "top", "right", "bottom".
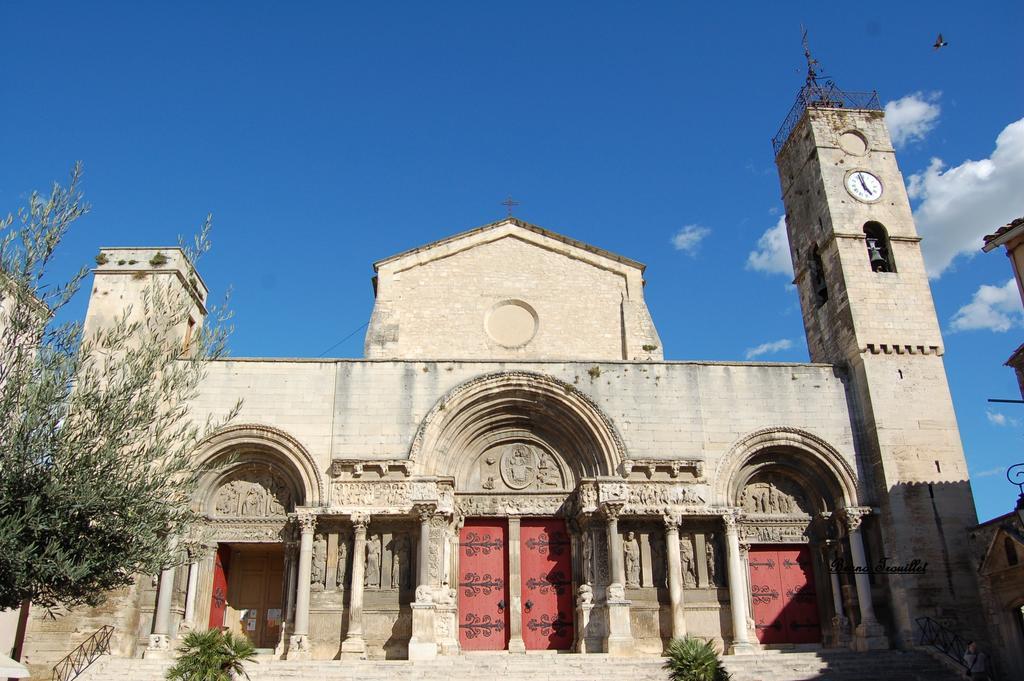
{"left": 845, "top": 170, "right": 883, "bottom": 202}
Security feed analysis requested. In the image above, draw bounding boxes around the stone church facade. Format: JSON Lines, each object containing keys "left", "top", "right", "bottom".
{"left": 22, "top": 90, "right": 986, "bottom": 674}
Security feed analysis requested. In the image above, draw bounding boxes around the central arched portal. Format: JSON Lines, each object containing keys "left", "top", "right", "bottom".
{"left": 413, "top": 371, "right": 624, "bottom": 652}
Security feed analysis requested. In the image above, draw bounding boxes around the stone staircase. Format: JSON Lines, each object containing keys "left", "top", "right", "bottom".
{"left": 73, "top": 648, "right": 963, "bottom": 681}
{"left": 720, "top": 648, "right": 963, "bottom": 681}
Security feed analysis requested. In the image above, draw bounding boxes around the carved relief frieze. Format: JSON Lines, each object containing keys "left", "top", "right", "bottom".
{"left": 455, "top": 493, "right": 569, "bottom": 517}
{"left": 738, "top": 522, "right": 810, "bottom": 544}
{"left": 331, "top": 481, "right": 411, "bottom": 509}
{"left": 206, "top": 520, "right": 290, "bottom": 543}
{"left": 625, "top": 483, "right": 707, "bottom": 512}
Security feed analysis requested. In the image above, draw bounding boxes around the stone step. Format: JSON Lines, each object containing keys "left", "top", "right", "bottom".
{"left": 74, "top": 649, "right": 964, "bottom": 681}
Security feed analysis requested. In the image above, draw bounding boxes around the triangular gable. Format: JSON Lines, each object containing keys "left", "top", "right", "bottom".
{"left": 979, "top": 519, "right": 1024, "bottom": 575}
{"left": 372, "top": 217, "right": 646, "bottom": 275}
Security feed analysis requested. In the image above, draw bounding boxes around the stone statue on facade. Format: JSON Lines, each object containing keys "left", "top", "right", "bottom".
{"left": 706, "top": 532, "right": 719, "bottom": 586}
{"left": 311, "top": 534, "right": 327, "bottom": 590}
{"left": 390, "top": 534, "right": 409, "bottom": 590}
{"left": 680, "top": 534, "right": 697, "bottom": 588}
{"left": 365, "top": 534, "right": 381, "bottom": 588}
{"left": 336, "top": 534, "right": 349, "bottom": 588}
{"left": 623, "top": 531, "right": 640, "bottom": 588}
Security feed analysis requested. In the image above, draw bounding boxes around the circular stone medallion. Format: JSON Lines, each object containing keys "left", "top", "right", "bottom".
{"left": 838, "top": 130, "right": 868, "bottom": 156}
{"left": 485, "top": 300, "right": 538, "bottom": 348}
{"left": 500, "top": 444, "right": 538, "bottom": 490}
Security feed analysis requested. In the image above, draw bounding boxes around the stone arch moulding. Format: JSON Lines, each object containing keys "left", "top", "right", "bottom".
{"left": 712, "top": 426, "right": 860, "bottom": 511}
{"left": 409, "top": 370, "right": 627, "bottom": 481}
{"left": 195, "top": 423, "right": 326, "bottom": 510}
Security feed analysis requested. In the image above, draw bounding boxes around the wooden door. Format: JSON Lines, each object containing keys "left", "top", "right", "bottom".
{"left": 208, "top": 544, "right": 230, "bottom": 630}
{"left": 226, "top": 547, "right": 284, "bottom": 649}
{"left": 748, "top": 545, "right": 820, "bottom": 644}
{"left": 520, "top": 519, "right": 574, "bottom": 650}
{"left": 458, "top": 519, "right": 509, "bottom": 650}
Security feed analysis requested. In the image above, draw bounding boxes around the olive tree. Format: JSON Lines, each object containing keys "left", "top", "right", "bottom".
{"left": 0, "top": 164, "right": 238, "bottom": 611}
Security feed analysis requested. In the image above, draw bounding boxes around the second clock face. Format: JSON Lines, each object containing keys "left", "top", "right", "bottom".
{"left": 846, "top": 171, "right": 883, "bottom": 202}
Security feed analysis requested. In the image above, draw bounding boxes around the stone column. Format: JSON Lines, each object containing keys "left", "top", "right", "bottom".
{"left": 409, "top": 505, "right": 439, "bottom": 660}
{"left": 288, "top": 513, "right": 316, "bottom": 659}
{"left": 843, "top": 508, "right": 888, "bottom": 651}
{"left": 602, "top": 502, "right": 633, "bottom": 655}
{"left": 284, "top": 541, "right": 299, "bottom": 625}
{"left": 507, "top": 516, "right": 526, "bottom": 653}
{"left": 664, "top": 515, "right": 686, "bottom": 639}
{"left": 183, "top": 557, "right": 200, "bottom": 628}
{"left": 341, "top": 513, "right": 369, "bottom": 658}
{"left": 145, "top": 562, "right": 178, "bottom": 657}
{"left": 723, "top": 513, "right": 755, "bottom": 655}
{"left": 192, "top": 544, "right": 219, "bottom": 633}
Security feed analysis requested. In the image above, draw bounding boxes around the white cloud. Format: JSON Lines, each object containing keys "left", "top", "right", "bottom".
{"left": 884, "top": 92, "right": 941, "bottom": 148}
{"left": 908, "top": 117, "right": 1024, "bottom": 278}
{"left": 745, "top": 338, "right": 794, "bottom": 359}
{"left": 949, "top": 278, "right": 1023, "bottom": 333}
{"left": 746, "top": 216, "right": 792, "bottom": 277}
{"left": 671, "top": 224, "right": 710, "bottom": 255}
{"left": 974, "top": 466, "right": 1007, "bottom": 478}
{"left": 987, "top": 410, "right": 1008, "bottom": 426}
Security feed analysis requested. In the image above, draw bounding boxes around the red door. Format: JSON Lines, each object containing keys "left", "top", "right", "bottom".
{"left": 458, "top": 519, "right": 509, "bottom": 650}
{"left": 208, "top": 544, "right": 230, "bottom": 630}
{"left": 520, "top": 519, "right": 574, "bottom": 650}
{"left": 748, "top": 545, "right": 820, "bottom": 644}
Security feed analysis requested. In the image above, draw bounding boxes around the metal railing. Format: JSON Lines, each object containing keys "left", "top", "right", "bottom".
{"left": 915, "top": 616, "right": 967, "bottom": 669}
{"left": 51, "top": 625, "right": 114, "bottom": 681}
{"left": 772, "top": 81, "right": 881, "bottom": 155}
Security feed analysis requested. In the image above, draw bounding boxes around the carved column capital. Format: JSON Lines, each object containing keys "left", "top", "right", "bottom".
{"left": 841, "top": 506, "right": 870, "bottom": 532}
{"left": 738, "top": 542, "right": 751, "bottom": 559}
{"left": 601, "top": 500, "right": 625, "bottom": 520}
{"left": 350, "top": 512, "right": 370, "bottom": 531}
{"left": 721, "top": 510, "right": 742, "bottom": 532}
{"left": 295, "top": 512, "right": 318, "bottom": 535}
{"left": 662, "top": 514, "right": 681, "bottom": 531}
{"left": 413, "top": 503, "right": 436, "bottom": 522}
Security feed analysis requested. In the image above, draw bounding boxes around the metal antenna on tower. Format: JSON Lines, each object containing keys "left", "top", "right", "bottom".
{"left": 801, "top": 25, "right": 820, "bottom": 85}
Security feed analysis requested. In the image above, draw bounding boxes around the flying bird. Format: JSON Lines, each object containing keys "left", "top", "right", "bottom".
{"left": 933, "top": 33, "right": 948, "bottom": 50}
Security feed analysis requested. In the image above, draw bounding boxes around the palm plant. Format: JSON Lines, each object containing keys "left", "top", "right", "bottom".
{"left": 663, "top": 636, "right": 731, "bottom": 681}
{"left": 166, "top": 629, "right": 257, "bottom": 681}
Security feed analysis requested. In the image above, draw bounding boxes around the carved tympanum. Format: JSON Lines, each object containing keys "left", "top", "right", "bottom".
{"left": 471, "top": 443, "right": 568, "bottom": 493}
{"left": 739, "top": 474, "right": 809, "bottom": 516}
{"left": 212, "top": 468, "right": 293, "bottom": 518}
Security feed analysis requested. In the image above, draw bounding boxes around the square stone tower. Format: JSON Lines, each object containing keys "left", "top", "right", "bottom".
{"left": 774, "top": 85, "right": 984, "bottom": 646}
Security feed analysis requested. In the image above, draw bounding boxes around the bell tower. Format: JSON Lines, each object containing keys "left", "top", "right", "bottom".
{"left": 773, "top": 56, "right": 984, "bottom": 646}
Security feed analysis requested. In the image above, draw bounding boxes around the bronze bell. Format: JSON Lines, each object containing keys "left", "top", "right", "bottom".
{"left": 867, "top": 239, "right": 888, "bottom": 271}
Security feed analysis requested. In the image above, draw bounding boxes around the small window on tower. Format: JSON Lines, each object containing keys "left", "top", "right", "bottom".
{"left": 1005, "top": 536, "right": 1019, "bottom": 567}
{"left": 809, "top": 246, "right": 828, "bottom": 306}
{"left": 183, "top": 316, "right": 196, "bottom": 353}
{"left": 864, "top": 222, "right": 896, "bottom": 273}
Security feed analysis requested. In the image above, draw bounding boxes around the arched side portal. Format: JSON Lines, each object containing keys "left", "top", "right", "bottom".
{"left": 714, "top": 426, "right": 860, "bottom": 511}
{"left": 195, "top": 423, "right": 325, "bottom": 512}
{"left": 410, "top": 371, "right": 626, "bottom": 485}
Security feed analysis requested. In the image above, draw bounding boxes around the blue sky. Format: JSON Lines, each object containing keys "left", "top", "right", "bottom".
{"left": 1, "top": 2, "right": 1022, "bottom": 521}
